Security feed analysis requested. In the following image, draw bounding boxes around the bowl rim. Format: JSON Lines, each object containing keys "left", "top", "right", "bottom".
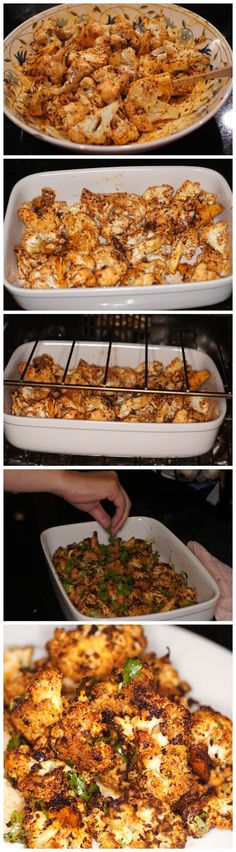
{"left": 4, "top": 2, "right": 233, "bottom": 153}
{"left": 40, "top": 516, "right": 220, "bottom": 622}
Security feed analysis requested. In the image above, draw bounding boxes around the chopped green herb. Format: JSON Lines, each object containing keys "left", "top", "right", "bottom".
{"left": 63, "top": 580, "right": 72, "bottom": 593}
{"left": 112, "top": 600, "right": 130, "bottom": 613}
{"left": 34, "top": 800, "right": 49, "bottom": 816}
{"left": 105, "top": 569, "right": 120, "bottom": 582}
{"left": 64, "top": 562, "right": 73, "bottom": 577}
{"left": 7, "top": 734, "right": 22, "bottom": 751}
{"left": 114, "top": 741, "right": 128, "bottom": 761}
{"left": 120, "top": 548, "right": 129, "bottom": 566}
{"left": 117, "top": 579, "right": 134, "bottom": 597}
{"left": 193, "top": 815, "right": 207, "bottom": 834}
{"left": 130, "top": 748, "right": 139, "bottom": 768}
{"left": 4, "top": 811, "right": 26, "bottom": 844}
{"left": 66, "top": 769, "right": 99, "bottom": 802}
{"left": 98, "top": 581, "right": 109, "bottom": 603}
{"left": 123, "top": 658, "right": 143, "bottom": 684}
{"left": 216, "top": 720, "right": 222, "bottom": 729}
{"left": 108, "top": 529, "right": 118, "bottom": 544}
{"left": 180, "top": 571, "right": 188, "bottom": 581}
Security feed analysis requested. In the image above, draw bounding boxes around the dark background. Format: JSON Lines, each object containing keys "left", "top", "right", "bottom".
{"left": 4, "top": 157, "right": 233, "bottom": 311}
{"left": 4, "top": 3, "right": 233, "bottom": 154}
{"left": 4, "top": 469, "right": 232, "bottom": 621}
{"left": 182, "top": 625, "right": 232, "bottom": 649}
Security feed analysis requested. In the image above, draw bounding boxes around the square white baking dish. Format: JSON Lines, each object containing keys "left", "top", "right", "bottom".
{"left": 4, "top": 166, "right": 232, "bottom": 311}
{"left": 4, "top": 341, "right": 227, "bottom": 458}
{"left": 40, "top": 516, "right": 220, "bottom": 622}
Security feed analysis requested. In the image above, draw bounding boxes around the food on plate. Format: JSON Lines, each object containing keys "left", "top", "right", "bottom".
{"left": 14, "top": 182, "right": 231, "bottom": 288}
{"left": 52, "top": 530, "right": 197, "bottom": 617}
{"left": 5, "top": 8, "right": 223, "bottom": 148}
{"left": 4, "top": 625, "right": 233, "bottom": 847}
{"left": 11, "top": 353, "right": 215, "bottom": 424}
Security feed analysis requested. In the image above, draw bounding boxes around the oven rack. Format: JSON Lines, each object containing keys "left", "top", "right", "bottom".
{"left": 4, "top": 315, "right": 232, "bottom": 466}
{"left": 4, "top": 321, "right": 232, "bottom": 402}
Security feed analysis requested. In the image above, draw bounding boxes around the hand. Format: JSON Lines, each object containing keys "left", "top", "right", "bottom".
{"left": 4, "top": 469, "right": 131, "bottom": 534}
{"left": 57, "top": 471, "right": 131, "bottom": 534}
{"left": 187, "top": 541, "right": 232, "bottom": 621}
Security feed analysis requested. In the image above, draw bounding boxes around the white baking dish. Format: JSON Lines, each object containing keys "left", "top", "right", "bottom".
{"left": 4, "top": 166, "right": 232, "bottom": 311}
{"left": 40, "top": 516, "right": 220, "bottom": 622}
{"left": 4, "top": 341, "right": 227, "bottom": 458}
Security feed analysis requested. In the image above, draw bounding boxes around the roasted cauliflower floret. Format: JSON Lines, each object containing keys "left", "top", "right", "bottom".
{"left": 4, "top": 646, "right": 34, "bottom": 707}
{"left": 90, "top": 790, "right": 187, "bottom": 848}
{"left": 178, "top": 771, "right": 233, "bottom": 837}
{"left": 190, "top": 707, "right": 232, "bottom": 782}
{"left": 143, "top": 650, "right": 190, "bottom": 704}
{"left": 5, "top": 743, "right": 69, "bottom": 806}
{"left": 97, "top": 664, "right": 194, "bottom": 805}
{"left": 10, "top": 669, "right": 63, "bottom": 743}
{"left": 65, "top": 250, "right": 96, "bottom": 288}
{"left": 40, "top": 693, "right": 114, "bottom": 773}
{"left": 25, "top": 257, "right": 65, "bottom": 289}
{"left": 94, "top": 246, "right": 127, "bottom": 286}
{"left": 200, "top": 221, "right": 228, "bottom": 255}
{"left": 46, "top": 625, "right": 146, "bottom": 684}
{"left": 61, "top": 210, "right": 99, "bottom": 252}
{"left": 23, "top": 803, "right": 92, "bottom": 848}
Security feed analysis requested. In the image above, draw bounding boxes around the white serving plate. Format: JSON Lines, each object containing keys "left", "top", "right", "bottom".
{"left": 4, "top": 341, "right": 227, "bottom": 458}
{"left": 40, "top": 516, "right": 220, "bottom": 622}
{"left": 3, "top": 624, "right": 232, "bottom": 848}
{"left": 4, "top": 3, "right": 233, "bottom": 156}
{"left": 4, "top": 166, "right": 232, "bottom": 311}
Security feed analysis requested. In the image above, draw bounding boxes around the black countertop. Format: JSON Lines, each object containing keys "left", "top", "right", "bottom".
{"left": 4, "top": 3, "right": 233, "bottom": 155}
{"left": 4, "top": 470, "right": 232, "bottom": 621}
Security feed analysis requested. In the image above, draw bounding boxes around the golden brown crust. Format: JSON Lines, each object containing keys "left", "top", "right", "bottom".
{"left": 14, "top": 179, "right": 230, "bottom": 289}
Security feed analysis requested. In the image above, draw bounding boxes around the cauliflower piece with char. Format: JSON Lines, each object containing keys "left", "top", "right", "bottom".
{"left": 38, "top": 691, "right": 114, "bottom": 773}
{"left": 143, "top": 650, "right": 190, "bottom": 704}
{"left": 190, "top": 707, "right": 232, "bottom": 782}
{"left": 65, "top": 250, "right": 96, "bottom": 288}
{"left": 10, "top": 668, "right": 63, "bottom": 743}
{"left": 23, "top": 803, "right": 92, "bottom": 848}
{"left": 25, "top": 257, "right": 65, "bottom": 289}
{"left": 90, "top": 790, "right": 186, "bottom": 848}
{"left": 46, "top": 625, "right": 146, "bottom": 684}
{"left": 200, "top": 221, "right": 228, "bottom": 255}
{"left": 178, "top": 770, "right": 232, "bottom": 837}
{"left": 96, "top": 664, "right": 194, "bottom": 805}
{"left": 94, "top": 246, "right": 127, "bottom": 286}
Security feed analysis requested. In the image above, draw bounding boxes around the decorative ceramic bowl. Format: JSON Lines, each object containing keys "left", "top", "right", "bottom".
{"left": 4, "top": 3, "right": 232, "bottom": 152}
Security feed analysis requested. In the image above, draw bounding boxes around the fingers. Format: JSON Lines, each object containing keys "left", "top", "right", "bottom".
{"left": 110, "top": 484, "right": 131, "bottom": 534}
{"left": 89, "top": 503, "right": 112, "bottom": 529}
